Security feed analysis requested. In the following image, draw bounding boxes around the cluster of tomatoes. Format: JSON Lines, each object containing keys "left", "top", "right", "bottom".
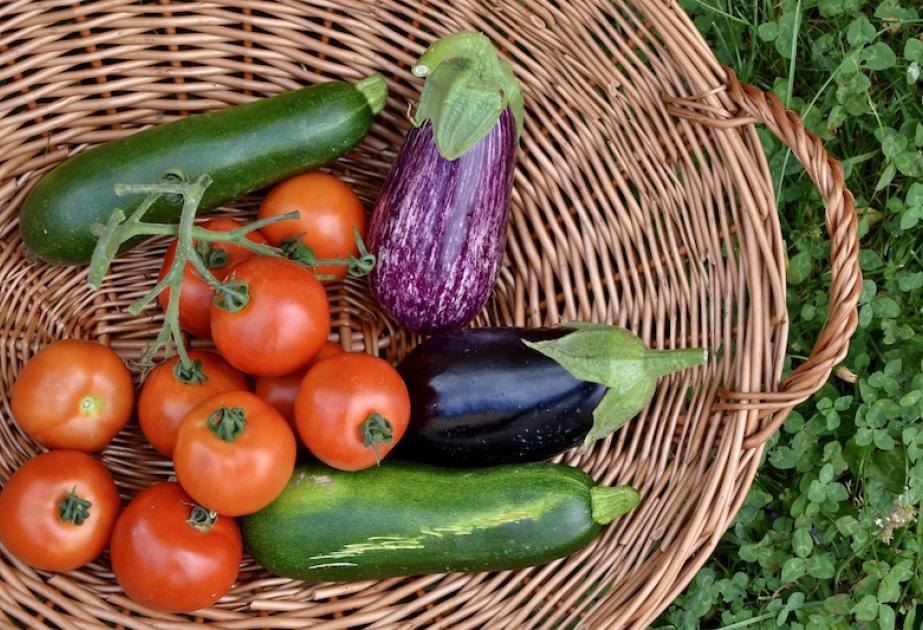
{"left": 0, "top": 172, "right": 411, "bottom": 613}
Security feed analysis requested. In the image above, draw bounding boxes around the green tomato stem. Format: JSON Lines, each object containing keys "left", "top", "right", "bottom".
{"left": 187, "top": 505, "right": 219, "bottom": 532}
{"left": 207, "top": 406, "right": 247, "bottom": 442}
{"left": 212, "top": 278, "right": 250, "bottom": 313}
{"left": 191, "top": 210, "right": 299, "bottom": 242}
{"left": 87, "top": 174, "right": 357, "bottom": 374}
{"left": 196, "top": 241, "right": 229, "bottom": 269}
{"left": 360, "top": 412, "right": 394, "bottom": 465}
{"left": 173, "top": 358, "right": 207, "bottom": 385}
{"left": 121, "top": 172, "right": 211, "bottom": 373}
{"left": 186, "top": 245, "right": 228, "bottom": 291}
{"left": 281, "top": 228, "right": 377, "bottom": 278}
{"left": 58, "top": 487, "right": 92, "bottom": 526}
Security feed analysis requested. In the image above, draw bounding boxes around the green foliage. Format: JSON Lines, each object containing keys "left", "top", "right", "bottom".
{"left": 656, "top": 1, "right": 923, "bottom": 628}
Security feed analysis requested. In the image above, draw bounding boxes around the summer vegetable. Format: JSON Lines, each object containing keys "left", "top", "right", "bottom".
{"left": 0, "top": 451, "right": 120, "bottom": 572}
{"left": 157, "top": 217, "right": 268, "bottom": 339}
{"left": 11, "top": 340, "right": 134, "bottom": 452}
{"left": 368, "top": 32, "right": 521, "bottom": 332}
{"left": 258, "top": 172, "right": 368, "bottom": 280}
{"left": 254, "top": 341, "right": 343, "bottom": 426}
{"left": 242, "top": 461, "right": 639, "bottom": 581}
{"left": 295, "top": 352, "right": 411, "bottom": 470}
{"left": 20, "top": 74, "right": 388, "bottom": 265}
{"left": 109, "top": 482, "right": 242, "bottom": 613}
{"left": 209, "top": 256, "right": 330, "bottom": 376}
{"left": 137, "top": 351, "right": 248, "bottom": 456}
{"left": 86, "top": 171, "right": 364, "bottom": 374}
{"left": 173, "top": 390, "right": 297, "bottom": 516}
{"left": 396, "top": 324, "right": 707, "bottom": 466}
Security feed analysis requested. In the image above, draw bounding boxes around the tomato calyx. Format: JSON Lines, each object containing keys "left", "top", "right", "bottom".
{"left": 213, "top": 278, "right": 250, "bottom": 313}
{"left": 186, "top": 505, "right": 219, "bottom": 532}
{"left": 360, "top": 412, "right": 394, "bottom": 465}
{"left": 195, "top": 241, "right": 229, "bottom": 270}
{"left": 58, "top": 486, "right": 92, "bottom": 526}
{"left": 172, "top": 358, "right": 208, "bottom": 385}
{"left": 281, "top": 228, "right": 376, "bottom": 280}
{"left": 207, "top": 406, "right": 246, "bottom": 442}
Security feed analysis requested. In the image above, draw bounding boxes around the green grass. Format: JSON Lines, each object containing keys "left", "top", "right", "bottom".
{"left": 653, "top": 1, "right": 923, "bottom": 629}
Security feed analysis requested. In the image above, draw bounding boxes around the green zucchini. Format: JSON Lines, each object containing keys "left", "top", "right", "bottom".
{"left": 20, "top": 74, "right": 387, "bottom": 265}
{"left": 240, "top": 461, "right": 639, "bottom": 581}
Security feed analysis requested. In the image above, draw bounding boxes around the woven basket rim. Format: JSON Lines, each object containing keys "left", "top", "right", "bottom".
{"left": 0, "top": 1, "right": 860, "bottom": 628}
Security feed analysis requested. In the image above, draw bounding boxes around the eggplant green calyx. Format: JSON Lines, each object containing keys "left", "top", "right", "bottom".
{"left": 411, "top": 31, "right": 523, "bottom": 160}
{"left": 590, "top": 486, "right": 640, "bottom": 524}
{"left": 523, "top": 322, "right": 708, "bottom": 449}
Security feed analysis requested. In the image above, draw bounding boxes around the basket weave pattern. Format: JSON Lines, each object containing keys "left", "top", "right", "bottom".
{"left": 0, "top": 1, "right": 860, "bottom": 628}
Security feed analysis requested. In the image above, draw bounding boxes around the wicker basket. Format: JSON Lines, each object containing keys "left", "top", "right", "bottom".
{"left": 0, "top": 1, "right": 861, "bottom": 628}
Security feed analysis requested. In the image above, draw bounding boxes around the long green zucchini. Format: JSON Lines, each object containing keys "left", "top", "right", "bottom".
{"left": 20, "top": 74, "right": 387, "bottom": 265}
{"left": 240, "top": 461, "right": 639, "bottom": 581}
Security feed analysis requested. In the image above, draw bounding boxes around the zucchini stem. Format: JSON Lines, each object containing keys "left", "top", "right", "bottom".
{"left": 589, "top": 486, "right": 640, "bottom": 525}
{"left": 355, "top": 73, "right": 388, "bottom": 115}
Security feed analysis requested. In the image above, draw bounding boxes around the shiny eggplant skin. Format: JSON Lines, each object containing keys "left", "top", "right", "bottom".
{"left": 395, "top": 327, "right": 605, "bottom": 467}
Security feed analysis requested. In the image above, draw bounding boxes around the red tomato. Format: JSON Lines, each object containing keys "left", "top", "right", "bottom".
{"left": 295, "top": 353, "right": 410, "bottom": 471}
{"left": 173, "top": 390, "right": 296, "bottom": 516}
{"left": 157, "top": 217, "right": 268, "bottom": 339}
{"left": 11, "top": 340, "right": 133, "bottom": 452}
{"left": 253, "top": 341, "right": 343, "bottom": 426}
{"left": 0, "top": 450, "right": 120, "bottom": 571}
{"left": 209, "top": 256, "right": 330, "bottom": 376}
{"left": 258, "top": 172, "right": 367, "bottom": 280}
{"left": 109, "top": 482, "right": 241, "bottom": 613}
{"left": 138, "top": 351, "right": 249, "bottom": 456}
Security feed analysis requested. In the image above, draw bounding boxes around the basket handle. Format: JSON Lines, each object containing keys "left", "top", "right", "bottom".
{"left": 664, "top": 66, "right": 862, "bottom": 450}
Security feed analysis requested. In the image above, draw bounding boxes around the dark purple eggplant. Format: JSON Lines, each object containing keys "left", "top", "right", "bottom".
{"left": 395, "top": 324, "right": 707, "bottom": 467}
{"left": 368, "top": 32, "right": 523, "bottom": 333}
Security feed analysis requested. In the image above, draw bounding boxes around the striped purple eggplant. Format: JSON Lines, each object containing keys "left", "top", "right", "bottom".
{"left": 367, "top": 32, "right": 523, "bottom": 333}
{"left": 368, "top": 111, "right": 516, "bottom": 332}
